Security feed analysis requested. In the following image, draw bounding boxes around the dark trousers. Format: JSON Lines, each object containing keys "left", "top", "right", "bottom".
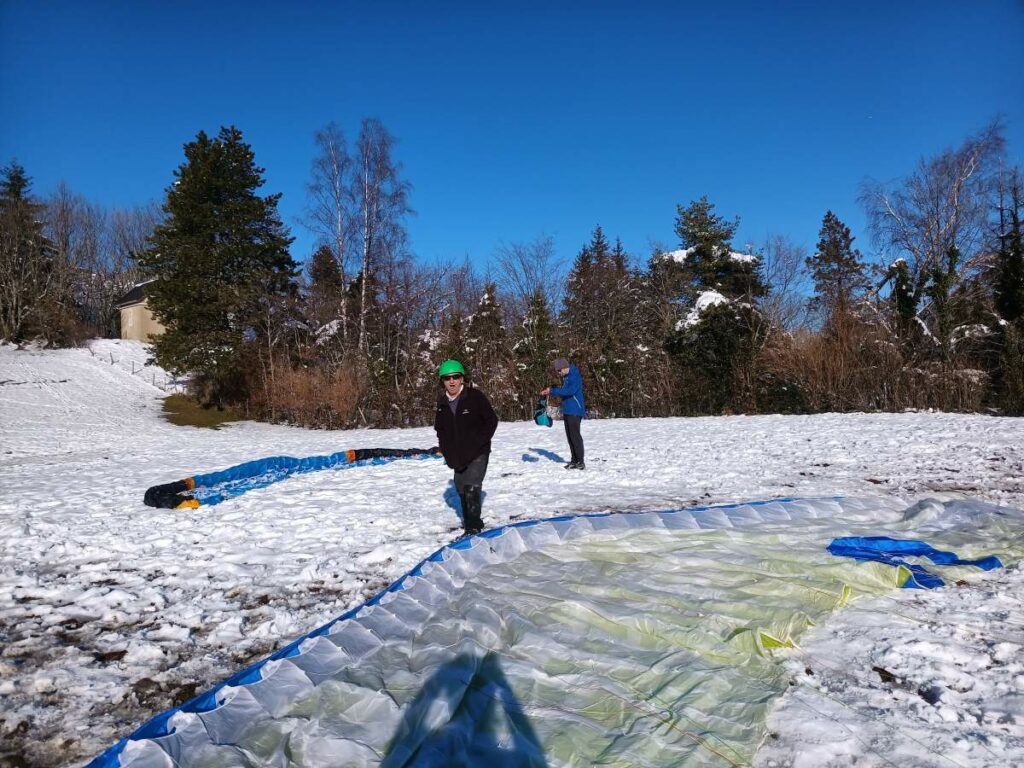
{"left": 454, "top": 453, "right": 489, "bottom": 531}
{"left": 454, "top": 452, "right": 489, "bottom": 494}
{"left": 563, "top": 415, "right": 584, "bottom": 464}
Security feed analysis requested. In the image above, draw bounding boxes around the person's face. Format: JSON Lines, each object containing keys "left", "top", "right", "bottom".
{"left": 559, "top": 367, "right": 569, "bottom": 376}
{"left": 441, "top": 373, "right": 464, "bottom": 395}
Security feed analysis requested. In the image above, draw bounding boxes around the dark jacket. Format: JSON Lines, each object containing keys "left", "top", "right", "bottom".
{"left": 550, "top": 363, "right": 586, "bottom": 417}
{"left": 434, "top": 386, "right": 499, "bottom": 470}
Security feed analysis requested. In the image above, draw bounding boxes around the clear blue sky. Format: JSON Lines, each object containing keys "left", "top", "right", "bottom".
{"left": 2, "top": 1, "right": 1022, "bottom": 272}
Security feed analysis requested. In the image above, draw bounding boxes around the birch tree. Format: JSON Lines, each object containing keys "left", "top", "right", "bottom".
{"left": 861, "top": 122, "right": 1005, "bottom": 350}
{"left": 353, "top": 118, "right": 411, "bottom": 353}
{"left": 306, "top": 123, "right": 354, "bottom": 343}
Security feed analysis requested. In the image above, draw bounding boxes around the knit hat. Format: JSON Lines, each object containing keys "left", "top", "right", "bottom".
{"left": 552, "top": 358, "right": 569, "bottom": 372}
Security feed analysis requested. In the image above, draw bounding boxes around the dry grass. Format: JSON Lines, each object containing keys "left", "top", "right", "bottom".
{"left": 162, "top": 394, "right": 241, "bottom": 429}
{"left": 251, "top": 363, "right": 366, "bottom": 428}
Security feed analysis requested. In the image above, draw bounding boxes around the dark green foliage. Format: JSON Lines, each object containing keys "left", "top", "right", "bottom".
{"left": 994, "top": 174, "right": 1024, "bottom": 326}
{"left": 559, "top": 228, "right": 649, "bottom": 416}
{"left": 466, "top": 282, "right": 515, "bottom": 411}
{"left": 140, "top": 127, "right": 297, "bottom": 406}
{"left": 0, "top": 162, "right": 63, "bottom": 343}
{"left": 924, "top": 246, "right": 962, "bottom": 358}
{"left": 664, "top": 198, "right": 768, "bottom": 413}
{"left": 668, "top": 302, "right": 756, "bottom": 413}
{"left": 807, "top": 210, "right": 869, "bottom": 315}
{"left": 309, "top": 243, "right": 342, "bottom": 293}
{"left": 997, "top": 324, "right": 1024, "bottom": 415}
{"left": 514, "top": 288, "right": 556, "bottom": 417}
{"left": 306, "top": 243, "right": 344, "bottom": 337}
{"left": 673, "top": 196, "right": 765, "bottom": 300}
{"left": 992, "top": 173, "right": 1024, "bottom": 414}
{"left": 560, "top": 226, "right": 605, "bottom": 341}
{"left": 888, "top": 259, "right": 917, "bottom": 328}
{"left": 0, "top": 162, "right": 30, "bottom": 199}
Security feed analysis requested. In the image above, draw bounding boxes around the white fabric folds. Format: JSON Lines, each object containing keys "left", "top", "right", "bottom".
{"left": 111, "top": 497, "right": 1024, "bottom": 767}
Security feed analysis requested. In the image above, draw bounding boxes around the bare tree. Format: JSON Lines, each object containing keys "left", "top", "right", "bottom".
{"left": 861, "top": 121, "right": 1006, "bottom": 341}
{"left": 45, "top": 186, "right": 158, "bottom": 338}
{"left": 493, "top": 234, "right": 561, "bottom": 318}
{"left": 305, "top": 122, "right": 354, "bottom": 342}
{"left": 760, "top": 233, "right": 811, "bottom": 333}
{"left": 354, "top": 118, "right": 412, "bottom": 354}
{"left": 104, "top": 203, "right": 160, "bottom": 333}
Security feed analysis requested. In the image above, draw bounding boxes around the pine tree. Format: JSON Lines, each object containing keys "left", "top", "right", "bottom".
{"left": 992, "top": 171, "right": 1024, "bottom": 413}
{"left": 309, "top": 243, "right": 342, "bottom": 294}
{"left": 806, "top": 210, "right": 869, "bottom": 317}
{"left": 0, "top": 162, "right": 59, "bottom": 342}
{"left": 673, "top": 196, "right": 764, "bottom": 299}
{"left": 557, "top": 227, "right": 602, "bottom": 337}
{"left": 559, "top": 226, "right": 631, "bottom": 415}
{"left": 597, "top": 239, "right": 645, "bottom": 415}
{"left": 140, "top": 127, "right": 297, "bottom": 406}
{"left": 665, "top": 198, "right": 767, "bottom": 413}
{"left": 994, "top": 173, "right": 1024, "bottom": 327}
{"left": 466, "top": 281, "right": 511, "bottom": 397}
{"left": 304, "top": 243, "right": 347, "bottom": 358}
{"left": 514, "top": 288, "right": 556, "bottom": 418}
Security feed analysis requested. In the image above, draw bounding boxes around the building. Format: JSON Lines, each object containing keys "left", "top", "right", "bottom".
{"left": 115, "top": 280, "right": 165, "bottom": 341}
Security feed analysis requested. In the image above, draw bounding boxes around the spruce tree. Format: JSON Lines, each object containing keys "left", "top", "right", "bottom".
{"left": 992, "top": 172, "right": 1024, "bottom": 413}
{"left": 559, "top": 227, "right": 618, "bottom": 414}
{"left": 466, "top": 281, "right": 511, "bottom": 401}
{"left": 806, "top": 210, "right": 869, "bottom": 317}
{"left": 994, "top": 174, "right": 1024, "bottom": 327}
{"left": 561, "top": 228, "right": 598, "bottom": 335}
{"left": 514, "top": 287, "right": 556, "bottom": 417}
{"left": 305, "top": 243, "right": 347, "bottom": 358}
{"left": 673, "top": 196, "right": 764, "bottom": 299}
{"left": 309, "top": 243, "right": 342, "bottom": 294}
{"left": 140, "top": 127, "right": 296, "bottom": 406}
{"left": 0, "top": 162, "right": 58, "bottom": 342}
{"left": 666, "top": 198, "right": 766, "bottom": 413}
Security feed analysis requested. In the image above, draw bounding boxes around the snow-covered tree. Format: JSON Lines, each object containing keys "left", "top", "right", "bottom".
{"left": 665, "top": 198, "right": 767, "bottom": 413}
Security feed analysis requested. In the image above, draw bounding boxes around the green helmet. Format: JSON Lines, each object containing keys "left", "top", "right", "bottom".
{"left": 438, "top": 359, "right": 465, "bottom": 377}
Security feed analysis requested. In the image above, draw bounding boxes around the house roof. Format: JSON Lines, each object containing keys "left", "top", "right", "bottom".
{"left": 115, "top": 279, "right": 157, "bottom": 309}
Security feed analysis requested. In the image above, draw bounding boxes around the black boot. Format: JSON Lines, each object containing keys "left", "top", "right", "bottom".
{"left": 462, "top": 485, "right": 483, "bottom": 535}
{"left": 457, "top": 490, "right": 468, "bottom": 526}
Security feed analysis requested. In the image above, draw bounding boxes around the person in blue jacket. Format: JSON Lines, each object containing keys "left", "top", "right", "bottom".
{"left": 541, "top": 357, "right": 586, "bottom": 469}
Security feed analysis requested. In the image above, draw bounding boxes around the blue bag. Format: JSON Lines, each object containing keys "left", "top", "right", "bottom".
{"left": 534, "top": 396, "right": 552, "bottom": 427}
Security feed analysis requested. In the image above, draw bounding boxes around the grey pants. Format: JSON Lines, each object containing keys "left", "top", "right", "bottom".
{"left": 454, "top": 452, "right": 489, "bottom": 493}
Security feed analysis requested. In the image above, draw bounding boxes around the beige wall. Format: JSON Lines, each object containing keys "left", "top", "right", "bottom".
{"left": 119, "top": 301, "right": 165, "bottom": 341}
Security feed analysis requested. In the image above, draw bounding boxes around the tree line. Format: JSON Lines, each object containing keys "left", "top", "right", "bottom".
{"left": 2, "top": 119, "right": 1022, "bottom": 424}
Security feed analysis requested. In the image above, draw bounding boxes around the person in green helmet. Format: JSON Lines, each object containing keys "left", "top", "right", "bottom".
{"left": 433, "top": 359, "right": 498, "bottom": 536}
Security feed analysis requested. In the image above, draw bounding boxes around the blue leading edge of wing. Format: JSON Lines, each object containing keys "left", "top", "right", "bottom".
{"left": 827, "top": 535, "right": 1002, "bottom": 589}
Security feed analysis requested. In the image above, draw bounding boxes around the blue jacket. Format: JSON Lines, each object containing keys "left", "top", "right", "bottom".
{"left": 550, "top": 364, "right": 586, "bottom": 417}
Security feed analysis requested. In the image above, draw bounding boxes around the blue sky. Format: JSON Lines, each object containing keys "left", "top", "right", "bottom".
{"left": 2, "top": 1, "right": 1022, "bottom": 274}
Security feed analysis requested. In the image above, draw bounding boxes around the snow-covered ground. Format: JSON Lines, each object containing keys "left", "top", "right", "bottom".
{"left": 1, "top": 340, "right": 1022, "bottom": 767}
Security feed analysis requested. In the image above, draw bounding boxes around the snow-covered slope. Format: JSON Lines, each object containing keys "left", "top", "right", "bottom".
{"left": 1, "top": 341, "right": 1022, "bottom": 766}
